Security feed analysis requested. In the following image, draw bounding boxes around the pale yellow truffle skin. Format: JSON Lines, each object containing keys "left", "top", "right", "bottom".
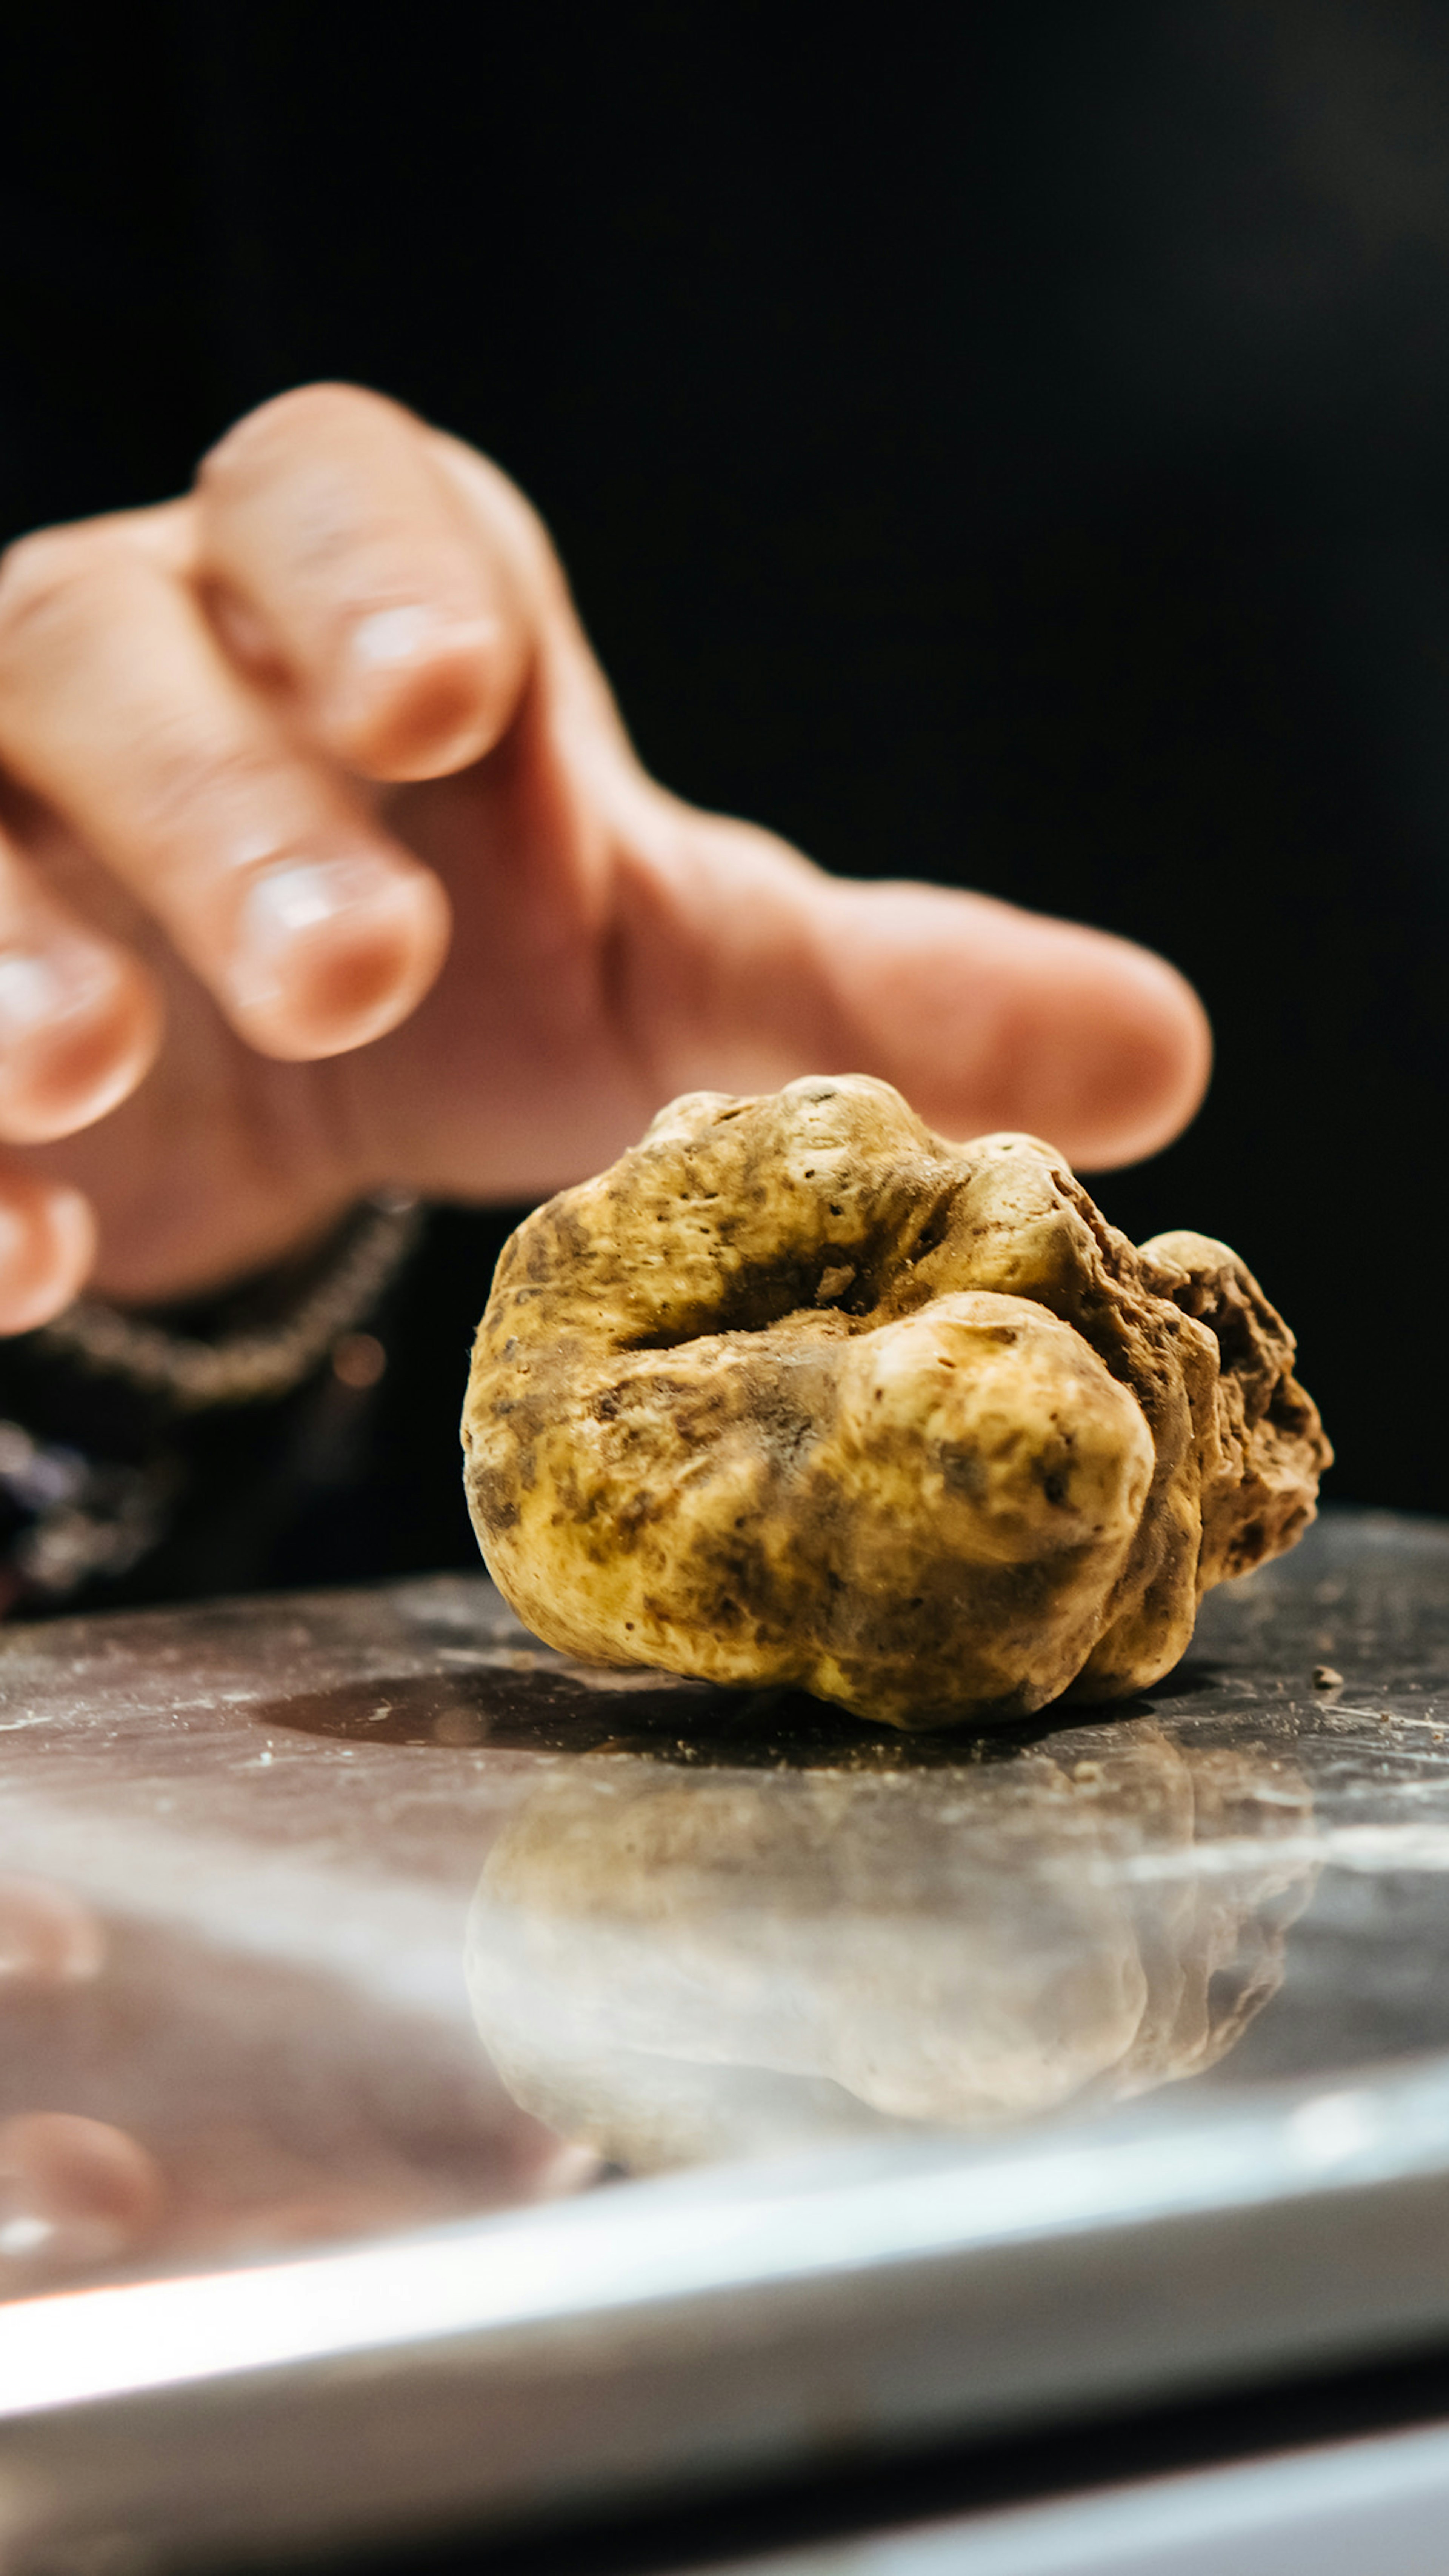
{"left": 462, "top": 1077, "right": 1330, "bottom": 1728}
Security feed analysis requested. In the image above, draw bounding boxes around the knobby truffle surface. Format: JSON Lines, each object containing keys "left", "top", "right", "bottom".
{"left": 462, "top": 1077, "right": 1330, "bottom": 1727}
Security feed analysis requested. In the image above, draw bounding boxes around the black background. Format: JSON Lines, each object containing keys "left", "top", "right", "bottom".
{"left": 6, "top": 0, "right": 1449, "bottom": 1567}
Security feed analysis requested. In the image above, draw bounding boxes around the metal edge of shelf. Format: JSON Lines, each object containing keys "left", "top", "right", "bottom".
{"left": 5, "top": 2054, "right": 1449, "bottom": 2568}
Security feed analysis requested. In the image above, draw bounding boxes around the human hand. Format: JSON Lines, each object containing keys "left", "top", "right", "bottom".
{"left": 0, "top": 385, "right": 1210, "bottom": 1333}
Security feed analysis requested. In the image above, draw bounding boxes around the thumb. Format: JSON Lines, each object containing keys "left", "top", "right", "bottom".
{"left": 623, "top": 824, "right": 1210, "bottom": 1172}
{"left": 815, "top": 877, "right": 1211, "bottom": 1168}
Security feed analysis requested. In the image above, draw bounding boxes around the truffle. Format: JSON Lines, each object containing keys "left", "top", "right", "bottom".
{"left": 463, "top": 1077, "right": 1329, "bottom": 1727}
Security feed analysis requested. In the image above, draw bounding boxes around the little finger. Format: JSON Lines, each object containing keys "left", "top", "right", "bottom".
{"left": 0, "top": 821, "right": 161, "bottom": 1147}
{"left": 0, "top": 1172, "right": 95, "bottom": 1335}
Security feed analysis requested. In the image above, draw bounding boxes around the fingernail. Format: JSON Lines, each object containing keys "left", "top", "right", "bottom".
{"left": 229, "top": 854, "right": 409, "bottom": 1007}
{"left": 345, "top": 604, "right": 502, "bottom": 672}
{"left": 0, "top": 1182, "right": 96, "bottom": 1336}
{"left": 346, "top": 605, "right": 444, "bottom": 671}
{"left": 225, "top": 852, "right": 447, "bottom": 1054}
{"left": 0, "top": 945, "right": 159, "bottom": 1149}
{"left": 0, "top": 946, "right": 113, "bottom": 1044}
{"left": 334, "top": 607, "right": 504, "bottom": 780}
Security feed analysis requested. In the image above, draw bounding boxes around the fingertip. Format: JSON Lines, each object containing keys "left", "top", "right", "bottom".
{"left": 0, "top": 950, "right": 163, "bottom": 1147}
{"left": 818, "top": 883, "right": 1212, "bottom": 1169}
{"left": 1068, "top": 941, "right": 1214, "bottom": 1170}
{"left": 225, "top": 852, "right": 452, "bottom": 1060}
{"left": 323, "top": 608, "right": 514, "bottom": 781}
{"left": 0, "top": 1177, "right": 96, "bottom": 1335}
{"left": 968, "top": 918, "right": 1214, "bottom": 1168}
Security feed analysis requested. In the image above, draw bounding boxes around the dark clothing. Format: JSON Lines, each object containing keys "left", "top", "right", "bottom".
{"left": 4, "top": 2, "right": 1449, "bottom": 1601}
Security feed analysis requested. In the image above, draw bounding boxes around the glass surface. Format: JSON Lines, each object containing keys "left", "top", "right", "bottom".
{"left": 2, "top": 1504, "right": 1447, "bottom": 2304}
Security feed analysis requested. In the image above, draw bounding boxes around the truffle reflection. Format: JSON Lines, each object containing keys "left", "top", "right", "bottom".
{"left": 466, "top": 1726, "right": 1314, "bottom": 2168}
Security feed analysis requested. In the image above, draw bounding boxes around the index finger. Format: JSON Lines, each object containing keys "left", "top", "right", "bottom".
{"left": 196, "top": 385, "right": 534, "bottom": 784}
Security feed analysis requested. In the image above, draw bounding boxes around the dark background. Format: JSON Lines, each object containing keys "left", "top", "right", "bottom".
{"left": 6, "top": 0, "right": 1449, "bottom": 1570}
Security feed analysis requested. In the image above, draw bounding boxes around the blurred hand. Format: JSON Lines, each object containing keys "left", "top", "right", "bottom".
{"left": 0, "top": 385, "right": 1211, "bottom": 1332}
